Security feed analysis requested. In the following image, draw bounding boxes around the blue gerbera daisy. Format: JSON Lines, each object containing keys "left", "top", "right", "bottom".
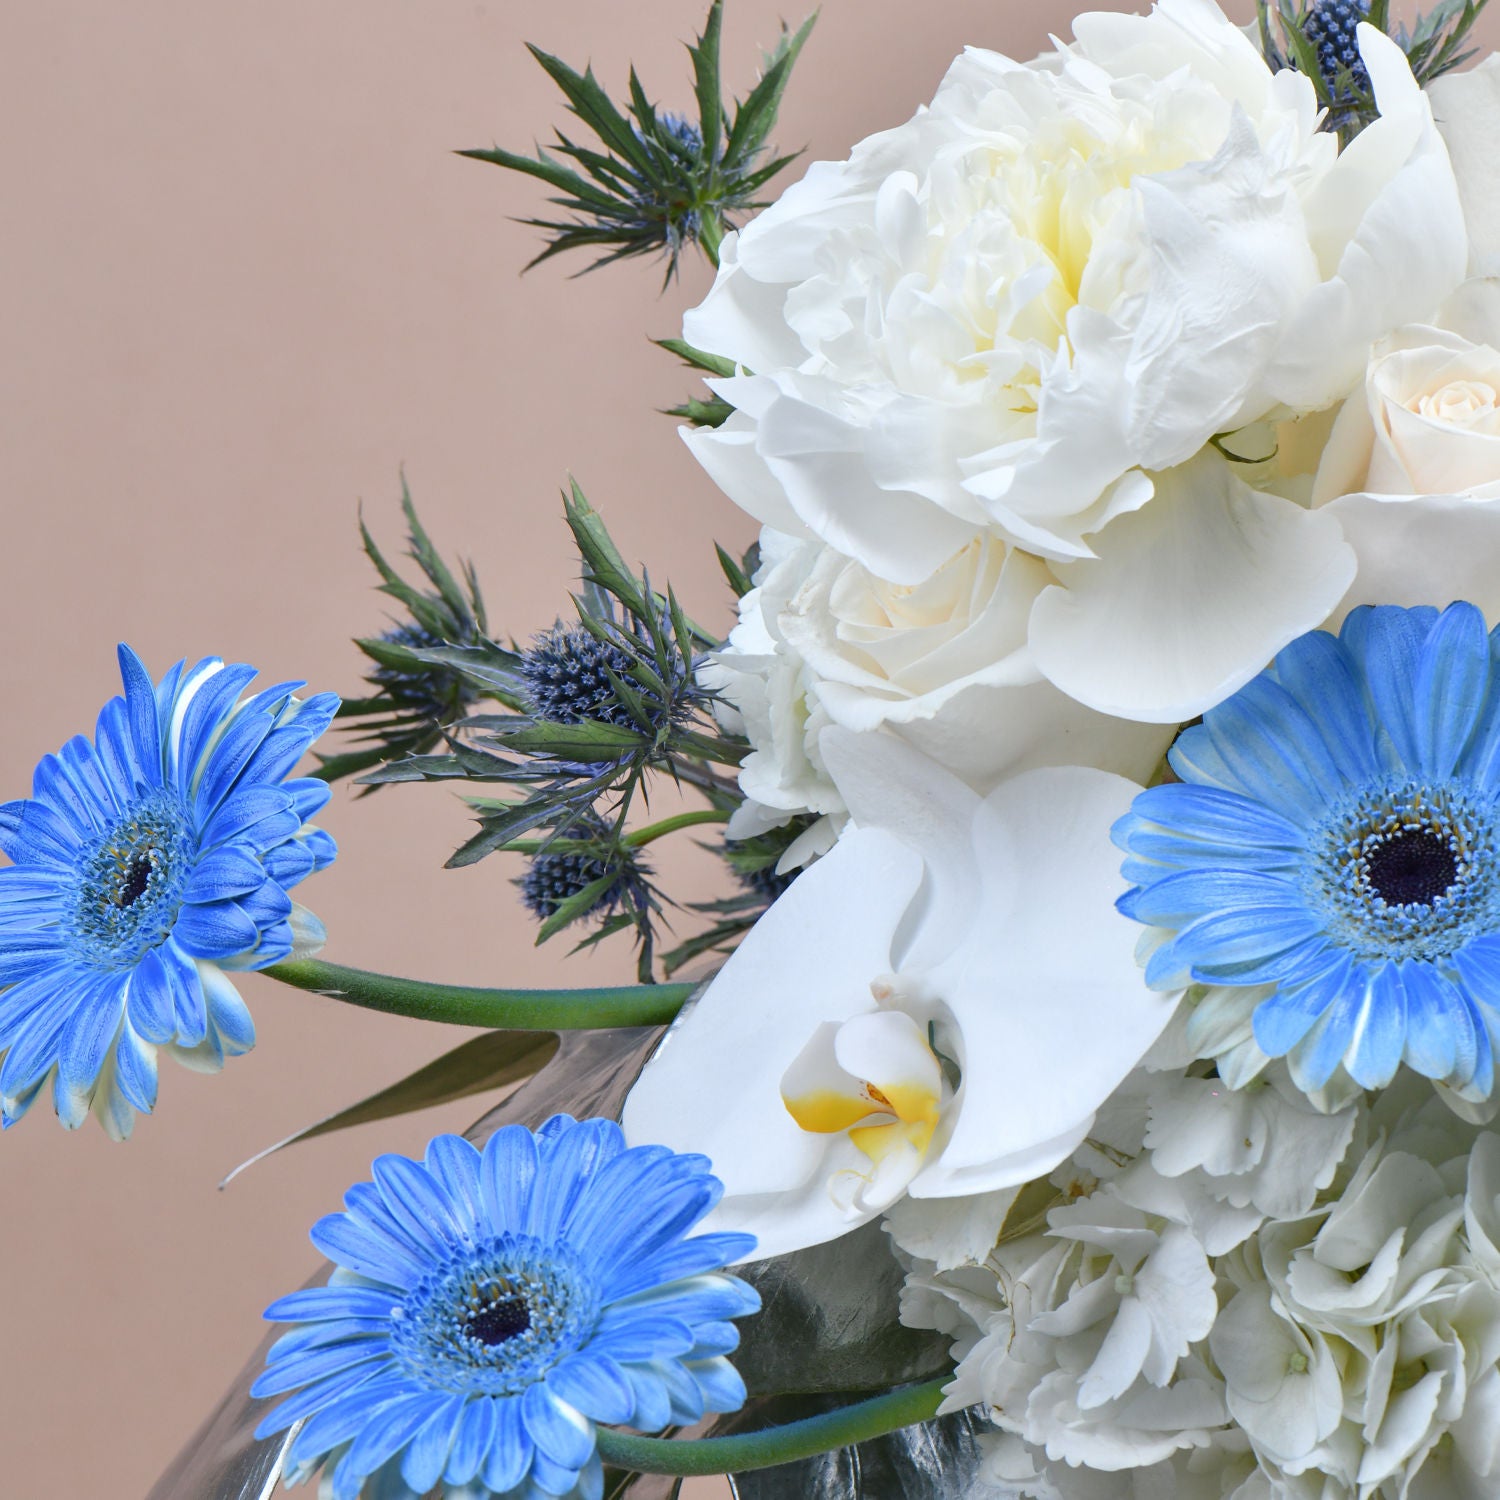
{"left": 0, "top": 645, "right": 337, "bottom": 1137}
{"left": 1114, "top": 603, "right": 1500, "bottom": 1102}
{"left": 253, "top": 1116, "right": 758, "bottom": 1500}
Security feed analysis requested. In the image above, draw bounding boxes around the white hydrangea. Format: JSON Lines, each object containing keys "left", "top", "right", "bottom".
{"left": 891, "top": 1065, "right": 1500, "bottom": 1498}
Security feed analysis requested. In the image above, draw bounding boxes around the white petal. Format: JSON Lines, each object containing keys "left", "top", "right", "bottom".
{"left": 1029, "top": 450, "right": 1356, "bottom": 722}
{"left": 1429, "top": 56, "right": 1500, "bottom": 277}
{"left": 819, "top": 727, "right": 982, "bottom": 973}
{"left": 1322, "top": 490, "right": 1500, "bottom": 629}
{"left": 620, "top": 826, "right": 923, "bottom": 1252}
{"left": 917, "top": 766, "right": 1177, "bottom": 1180}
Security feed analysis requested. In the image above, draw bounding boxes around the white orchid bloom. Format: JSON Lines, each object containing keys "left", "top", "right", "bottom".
{"left": 621, "top": 730, "right": 1177, "bottom": 1260}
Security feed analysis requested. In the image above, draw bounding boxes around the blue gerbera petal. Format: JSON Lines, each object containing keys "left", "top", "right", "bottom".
{"left": 257, "top": 1118, "right": 757, "bottom": 1500}
{"left": 0, "top": 646, "right": 337, "bottom": 1136}
{"left": 1117, "top": 602, "right": 1500, "bottom": 1102}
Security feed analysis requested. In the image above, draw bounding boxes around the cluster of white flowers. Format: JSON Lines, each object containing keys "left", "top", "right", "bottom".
{"left": 621, "top": 3, "right": 1500, "bottom": 1490}
{"left": 893, "top": 1063, "right": 1500, "bottom": 1498}
{"left": 691, "top": 0, "right": 1500, "bottom": 862}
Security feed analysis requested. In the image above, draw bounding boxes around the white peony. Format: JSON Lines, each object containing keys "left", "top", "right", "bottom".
{"left": 682, "top": 0, "right": 1465, "bottom": 720}
{"left": 710, "top": 527, "right": 1174, "bottom": 853}
{"left": 620, "top": 731, "right": 1174, "bottom": 1259}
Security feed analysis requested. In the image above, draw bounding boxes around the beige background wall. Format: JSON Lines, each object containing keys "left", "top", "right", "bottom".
{"left": 2, "top": 1, "right": 1490, "bottom": 1494}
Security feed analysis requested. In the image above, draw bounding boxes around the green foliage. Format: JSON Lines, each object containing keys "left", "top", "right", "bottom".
{"left": 319, "top": 483, "right": 518, "bottom": 786}
{"left": 460, "top": 1, "right": 816, "bottom": 282}
{"left": 360, "top": 483, "right": 749, "bottom": 980}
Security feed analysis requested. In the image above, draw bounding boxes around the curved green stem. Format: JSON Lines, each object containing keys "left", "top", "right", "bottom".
{"left": 594, "top": 1379, "right": 951, "bottom": 1476}
{"left": 623, "top": 808, "right": 729, "bottom": 847}
{"left": 262, "top": 958, "right": 693, "bottom": 1030}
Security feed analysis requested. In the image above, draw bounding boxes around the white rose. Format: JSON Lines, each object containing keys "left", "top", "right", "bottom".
{"left": 683, "top": 0, "right": 1465, "bottom": 721}
{"left": 711, "top": 528, "right": 1172, "bottom": 842}
{"left": 1317, "top": 280, "right": 1500, "bottom": 624}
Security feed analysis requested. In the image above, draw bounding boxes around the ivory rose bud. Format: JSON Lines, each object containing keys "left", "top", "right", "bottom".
{"left": 1318, "top": 281, "right": 1500, "bottom": 623}
{"left": 709, "top": 528, "right": 1171, "bottom": 857}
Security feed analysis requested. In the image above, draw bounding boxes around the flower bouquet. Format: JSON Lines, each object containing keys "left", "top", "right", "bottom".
{"left": 15, "top": 0, "right": 1500, "bottom": 1494}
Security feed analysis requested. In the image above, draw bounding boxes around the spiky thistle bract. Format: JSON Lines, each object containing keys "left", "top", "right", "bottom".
{"left": 460, "top": 0, "right": 816, "bottom": 283}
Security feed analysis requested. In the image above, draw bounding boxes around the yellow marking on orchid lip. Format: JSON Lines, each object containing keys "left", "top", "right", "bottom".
{"left": 849, "top": 1116, "right": 936, "bottom": 1165}
{"left": 784, "top": 1089, "right": 877, "bottom": 1135}
{"left": 875, "top": 1081, "right": 940, "bottom": 1128}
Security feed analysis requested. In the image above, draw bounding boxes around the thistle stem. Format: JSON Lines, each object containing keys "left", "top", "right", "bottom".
{"left": 262, "top": 958, "right": 693, "bottom": 1030}
{"left": 594, "top": 1379, "right": 951, "bottom": 1476}
{"left": 624, "top": 808, "right": 730, "bottom": 846}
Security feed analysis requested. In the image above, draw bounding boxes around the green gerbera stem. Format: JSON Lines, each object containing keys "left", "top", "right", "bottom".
{"left": 595, "top": 1378, "right": 952, "bottom": 1476}
{"left": 262, "top": 958, "right": 693, "bottom": 1030}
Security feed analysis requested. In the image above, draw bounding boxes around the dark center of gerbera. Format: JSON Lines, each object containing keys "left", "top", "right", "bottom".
{"left": 1362, "top": 825, "right": 1460, "bottom": 908}
{"left": 116, "top": 852, "right": 154, "bottom": 908}
{"left": 461, "top": 1294, "right": 532, "bottom": 1347}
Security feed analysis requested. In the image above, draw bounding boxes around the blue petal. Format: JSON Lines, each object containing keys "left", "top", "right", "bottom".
{"left": 686, "top": 1355, "right": 748, "bottom": 1414}
{"left": 1119, "top": 868, "right": 1304, "bottom": 928}
{"left": 620, "top": 1365, "right": 673, "bottom": 1433}
{"left": 1288, "top": 981, "right": 1371, "bottom": 1090}
{"left": 124, "top": 946, "right": 179, "bottom": 1045}
{"left": 55, "top": 974, "right": 126, "bottom": 1126}
{"left": 92, "top": 696, "right": 146, "bottom": 803}
{"left": 1252, "top": 954, "right": 1355, "bottom": 1056}
{"left": 1171, "top": 677, "right": 1347, "bottom": 823}
{"left": 172, "top": 663, "right": 259, "bottom": 792}
{"left": 342, "top": 1391, "right": 446, "bottom": 1481}
{"left": 1402, "top": 963, "right": 1478, "bottom": 1086}
{"left": 261, "top": 840, "right": 316, "bottom": 889}
{"left": 546, "top": 1354, "right": 637, "bottom": 1425}
{"left": 481, "top": 1397, "right": 534, "bottom": 1494}
{"left": 112, "top": 1023, "right": 159, "bottom": 1116}
{"left": 602, "top": 1235, "right": 758, "bottom": 1303}
{"left": 199, "top": 964, "right": 255, "bottom": 1055}
{"left": 171, "top": 899, "right": 261, "bottom": 960}
{"left": 1410, "top": 602, "right": 1491, "bottom": 778}
{"left": 190, "top": 708, "right": 276, "bottom": 821}
{"left": 181, "top": 846, "right": 266, "bottom": 905}
{"left": 529, "top": 1117, "right": 625, "bottom": 1240}
{"left": 1339, "top": 605, "right": 1437, "bottom": 773}
{"left": 1268, "top": 627, "right": 1381, "bottom": 784}
{"left": 310, "top": 1211, "right": 427, "bottom": 1289}
{"left": 198, "top": 785, "right": 299, "bottom": 852}
{"left": 285, "top": 1375, "right": 413, "bottom": 1465}
{"left": 0, "top": 797, "right": 82, "bottom": 867}
{"left": 371, "top": 1151, "right": 473, "bottom": 1253}
{"left": 479, "top": 1124, "right": 541, "bottom": 1234}
{"left": 284, "top": 776, "right": 333, "bottom": 821}
{"left": 444, "top": 1397, "right": 498, "bottom": 1488}
{"left": 265, "top": 1285, "right": 403, "bottom": 1324}
{"left": 252, "top": 1340, "right": 389, "bottom": 1400}
{"left": 1146, "top": 906, "right": 1324, "bottom": 990}
{"left": 399, "top": 1393, "right": 466, "bottom": 1495}
{"left": 116, "top": 645, "right": 164, "bottom": 778}
{"left": 252, "top": 1354, "right": 397, "bottom": 1441}
{"left": 422, "top": 1135, "right": 482, "bottom": 1233}
{"left": 31, "top": 744, "right": 109, "bottom": 837}
{"left": 521, "top": 1381, "right": 595, "bottom": 1471}
{"left": 1345, "top": 964, "right": 1407, "bottom": 1089}
{"left": 586, "top": 1309, "right": 696, "bottom": 1363}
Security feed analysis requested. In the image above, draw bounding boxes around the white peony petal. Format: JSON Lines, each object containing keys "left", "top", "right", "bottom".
{"left": 1322, "top": 490, "right": 1500, "bottom": 628}
{"left": 1429, "top": 56, "right": 1500, "bottom": 277}
{"left": 1029, "top": 450, "right": 1356, "bottom": 722}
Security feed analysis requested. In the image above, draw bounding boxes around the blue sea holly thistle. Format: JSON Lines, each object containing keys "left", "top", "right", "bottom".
{"left": 1114, "top": 603, "right": 1500, "bottom": 1103}
{"left": 253, "top": 1116, "right": 759, "bottom": 1500}
{"left": 0, "top": 646, "right": 337, "bottom": 1137}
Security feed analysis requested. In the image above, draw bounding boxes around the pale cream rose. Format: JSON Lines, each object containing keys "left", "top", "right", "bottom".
{"left": 709, "top": 529, "right": 1171, "bottom": 862}
{"left": 1315, "top": 281, "right": 1500, "bottom": 624}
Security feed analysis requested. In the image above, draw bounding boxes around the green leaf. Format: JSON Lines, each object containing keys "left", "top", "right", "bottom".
{"left": 526, "top": 45, "right": 656, "bottom": 173}
{"left": 565, "top": 480, "right": 651, "bottom": 615}
{"left": 715, "top": 542, "right": 754, "bottom": 598}
{"left": 665, "top": 396, "right": 734, "bottom": 427}
{"left": 466, "top": 715, "right": 646, "bottom": 759}
{"left": 653, "top": 336, "right": 740, "bottom": 379}
{"left": 220, "top": 1030, "right": 560, "bottom": 1186}
{"left": 689, "top": 0, "right": 726, "bottom": 162}
{"left": 724, "top": 10, "right": 817, "bottom": 166}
